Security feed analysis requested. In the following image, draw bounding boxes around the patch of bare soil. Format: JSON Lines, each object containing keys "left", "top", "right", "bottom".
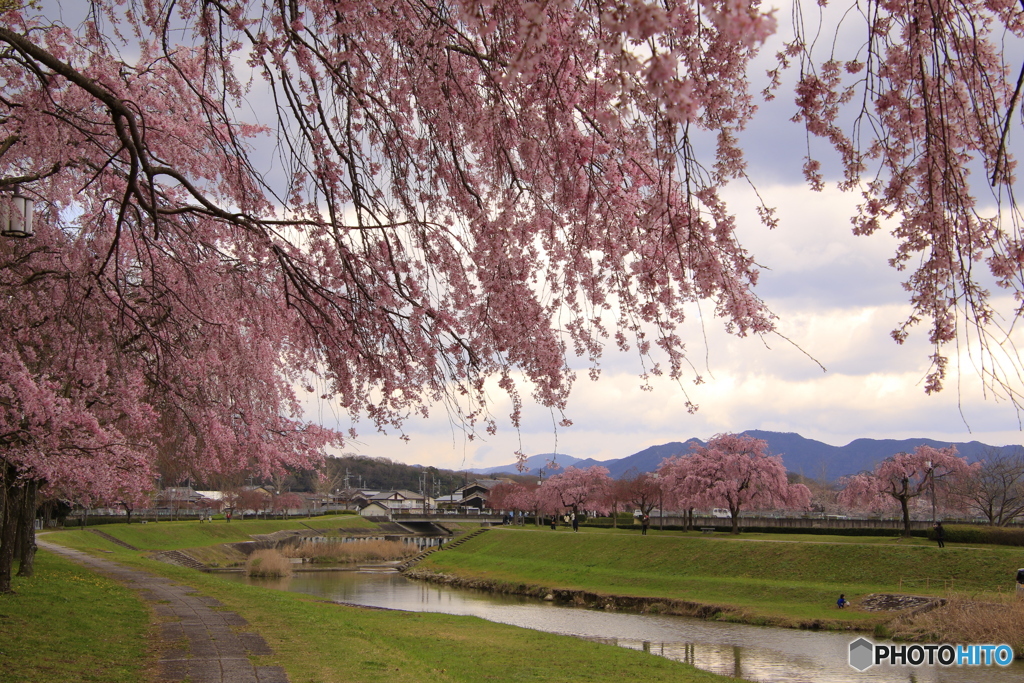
{"left": 858, "top": 594, "right": 943, "bottom": 612}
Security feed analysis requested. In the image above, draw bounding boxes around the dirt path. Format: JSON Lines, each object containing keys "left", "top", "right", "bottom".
{"left": 38, "top": 540, "right": 289, "bottom": 683}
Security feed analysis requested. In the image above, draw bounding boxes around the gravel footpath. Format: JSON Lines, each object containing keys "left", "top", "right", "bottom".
{"left": 38, "top": 540, "right": 289, "bottom": 683}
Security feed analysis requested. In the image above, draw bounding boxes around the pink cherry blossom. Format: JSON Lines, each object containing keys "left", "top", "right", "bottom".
{"left": 2, "top": 0, "right": 1023, "bottom": 589}
{"left": 538, "top": 465, "right": 612, "bottom": 516}
{"left": 660, "top": 433, "right": 811, "bottom": 533}
{"left": 838, "top": 445, "right": 976, "bottom": 537}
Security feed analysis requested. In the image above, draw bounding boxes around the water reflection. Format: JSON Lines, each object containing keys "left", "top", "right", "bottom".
{"left": 222, "top": 571, "right": 1021, "bottom": 683}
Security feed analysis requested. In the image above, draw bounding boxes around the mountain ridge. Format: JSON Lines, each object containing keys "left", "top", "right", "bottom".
{"left": 469, "top": 431, "right": 1022, "bottom": 481}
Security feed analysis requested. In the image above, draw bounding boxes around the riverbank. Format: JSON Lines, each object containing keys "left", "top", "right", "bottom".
{"left": 409, "top": 526, "right": 1024, "bottom": 649}
{"left": 2, "top": 520, "right": 737, "bottom": 683}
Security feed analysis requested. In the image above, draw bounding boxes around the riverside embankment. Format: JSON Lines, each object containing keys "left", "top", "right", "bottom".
{"left": 406, "top": 525, "right": 1024, "bottom": 647}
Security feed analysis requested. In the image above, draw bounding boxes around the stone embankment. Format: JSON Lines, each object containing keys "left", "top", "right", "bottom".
{"left": 401, "top": 568, "right": 736, "bottom": 621}
{"left": 399, "top": 569, "right": 940, "bottom": 631}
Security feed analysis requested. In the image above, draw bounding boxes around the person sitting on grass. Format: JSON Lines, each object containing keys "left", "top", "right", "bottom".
{"left": 837, "top": 594, "right": 848, "bottom": 609}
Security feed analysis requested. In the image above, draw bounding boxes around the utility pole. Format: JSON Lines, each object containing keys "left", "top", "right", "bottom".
{"left": 927, "top": 461, "right": 937, "bottom": 523}
{"left": 421, "top": 472, "right": 428, "bottom": 514}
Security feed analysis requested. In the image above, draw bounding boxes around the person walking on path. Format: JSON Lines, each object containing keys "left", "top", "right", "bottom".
{"left": 934, "top": 522, "right": 945, "bottom": 548}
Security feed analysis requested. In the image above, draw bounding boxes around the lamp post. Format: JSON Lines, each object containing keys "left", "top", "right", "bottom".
{"left": 1, "top": 184, "right": 34, "bottom": 238}
{"left": 925, "top": 460, "right": 936, "bottom": 523}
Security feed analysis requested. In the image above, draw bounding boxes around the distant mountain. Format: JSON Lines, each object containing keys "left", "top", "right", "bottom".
{"left": 469, "top": 431, "right": 1021, "bottom": 481}
{"left": 471, "top": 453, "right": 585, "bottom": 477}
{"left": 585, "top": 442, "right": 693, "bottom": 479}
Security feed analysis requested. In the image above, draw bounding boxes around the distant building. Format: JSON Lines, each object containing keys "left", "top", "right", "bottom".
{"left": 330, "top": 488, "right": 380, "bottom": 511}
{"left": 358, "top": 501, "right": 391, "bottom": 519}
{"left": 451, "top": 479, "right": 510, "bottom": 511}
{"left": 369, "top": 489, "right": 434, "bottom": 512}
{"left": 434, "top": 493, "right": 461, "bottom": 510}
{"left": 155, "top": 486, "right": 204, "bottom": 510}
{"left": 194, "top": 490, "right": 225, "bottom": 512}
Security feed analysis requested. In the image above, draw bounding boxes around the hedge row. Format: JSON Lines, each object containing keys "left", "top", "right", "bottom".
{"left": 937, "top": 525, "right": 1024, "bottom": 546}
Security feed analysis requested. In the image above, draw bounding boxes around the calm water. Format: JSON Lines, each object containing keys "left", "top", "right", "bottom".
{"left": 223, "top": 570, "right": 1023, "bottom": 683}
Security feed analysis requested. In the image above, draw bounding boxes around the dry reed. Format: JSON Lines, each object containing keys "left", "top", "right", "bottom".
{"left": 283, "top": 539, "right": 420, "bottom": 564}
{"left": 888, "top": 592, "right": 1024, "bottom": 656}
{"left": 245, "top": 549, "right": 293, "bottom": 578}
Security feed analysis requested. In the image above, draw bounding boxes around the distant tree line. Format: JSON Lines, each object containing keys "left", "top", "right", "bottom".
{"left": 178, "top": 455, "right": 536, "bottom": 497}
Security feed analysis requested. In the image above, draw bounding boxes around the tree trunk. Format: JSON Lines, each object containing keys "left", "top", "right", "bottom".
{"left": 0, "top": 463, "right": 23, "bottom": 594}
{"left": 15, "top": 479, "right": 38, "bottom": 577}
{"left": 41, "top": 500, "right": 52, "bottom": 529}
{"left": 900, "top": 496, "right": 911, "bottom": 538}
{"left": 730, "top": 507, "right": 740, "bottom": 534}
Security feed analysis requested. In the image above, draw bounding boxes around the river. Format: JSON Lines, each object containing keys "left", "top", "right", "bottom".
{"left": 222, "top": 569, "right": 1023, "bottom": 683}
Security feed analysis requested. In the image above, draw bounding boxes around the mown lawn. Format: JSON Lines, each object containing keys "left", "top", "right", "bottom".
{"left": 417, "top": 526, "right": 1024, "bottom": 625}
{"left": 0, "top": 552, "right": 151, "bottom": 683}
{"left": 55, "top": 514, "right": 378, "bottom": 551}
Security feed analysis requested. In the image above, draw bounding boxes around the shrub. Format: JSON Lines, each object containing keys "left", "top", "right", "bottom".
{"left": 282, "top": 539, "right": 421, "bottom": 564}
{"left": 889, "top": 593, "right": 1024, "bottom": 657}
{"left": 245, "top": 549, "right": 293, "bottom": 578}
{"left": 939, "top": 525, "right": 1024, "bottom": 547}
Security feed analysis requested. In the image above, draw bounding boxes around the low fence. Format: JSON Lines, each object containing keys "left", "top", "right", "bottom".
{"left": 656, "top": 515, "right": 937, "bottom": 531}
{"left": 62, "top": 507, "right": 358, "bottom": 526}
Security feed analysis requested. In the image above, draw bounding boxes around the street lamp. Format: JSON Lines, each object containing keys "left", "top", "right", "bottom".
{"left": 1, "top": 185, "right": 34, "bottom": 238}
{"left": 925, "top": 460, "right": 936, "bottom": 523}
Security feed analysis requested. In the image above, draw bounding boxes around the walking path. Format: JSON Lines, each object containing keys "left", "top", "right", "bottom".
{"left": 38, "top": 540, "right": 289, "bottom": 683}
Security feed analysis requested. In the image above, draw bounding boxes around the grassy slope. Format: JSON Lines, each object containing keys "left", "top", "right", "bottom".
{"left": 418, "top": 527, "right": 1024, "bottom": 626}
{"left": 0, "top": 552, "right": 151, "bottom": 683}
{"left": 58, "top": 515, "right": 379, "bottom": 551}
{"left": 31, "top": 521, "right": 735, "bottom": 683}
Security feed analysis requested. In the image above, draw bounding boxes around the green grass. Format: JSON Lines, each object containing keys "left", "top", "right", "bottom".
{"left": 134, "top": 561, "right": 731, "bottom": 683}
{"left": 31, "top": 527, "right": 735, "bottom": 683}
{"left": 416, "top": 526, "right": 1024, "bottom": 626}
{"left": 0, "top": 552, "right": 151, "bottom": 683}
{"left": 54, "top": 514, "right": 380, "bottom": 551}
